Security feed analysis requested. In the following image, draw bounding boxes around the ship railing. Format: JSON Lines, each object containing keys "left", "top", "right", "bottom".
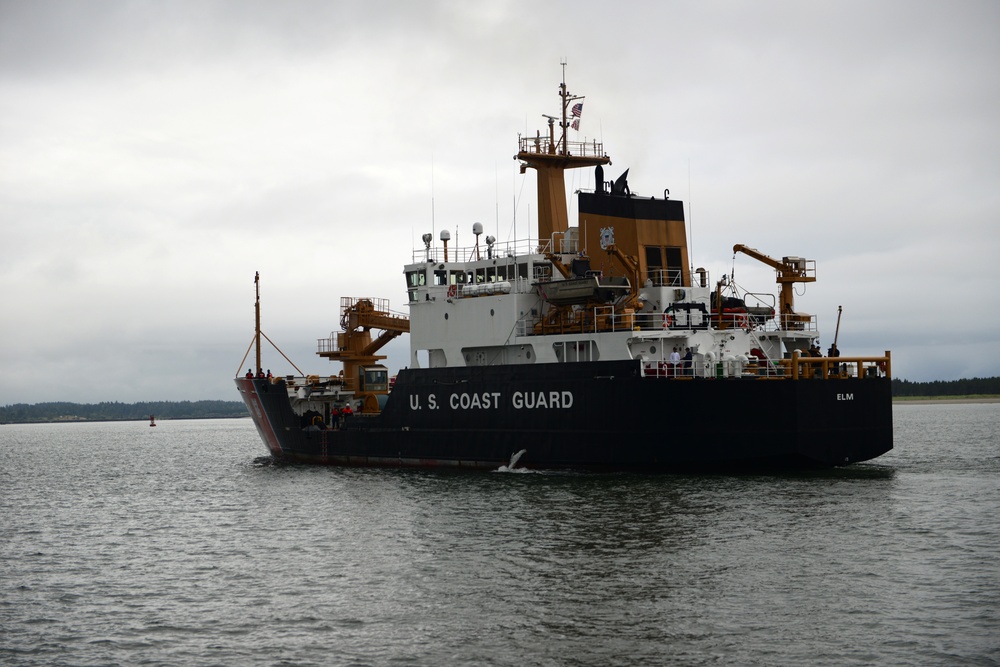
{"left": 751, "top": 313, "right": 819, "bottom": 333}
{"left": 268, "top": 373, "right": 347, "bottom": 401}
{"left": 514, "top": 305, "right": 836, "bottom": 337}
{"left": 514, "top": 308, "right": 826, "bottom": 336}
{"left": 661, "top": 311, "right": 818, "bottom": 332}
{"left": 411, "top": 238, "right": 547, "bottom": 263}
{"left": 518, "top": 135, "right": 606, "bottom": 160}
{"left": 645, "top": 268, "right": 684, "bottom": 287}
{"left": 783, "top": 351, "right": 892, "bottom": 380}
{"left": 516, "top": 306, "right": 649, "bottom": 336}
{"left": 270, "top": 373, "right": 344, "bottom": 387}
{"left": 639, "top": 352, "right": 892, "bottom": 380}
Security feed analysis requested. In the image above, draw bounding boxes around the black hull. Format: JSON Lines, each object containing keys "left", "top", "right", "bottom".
{"left": 236, "top": 360, "right": 892, "bottom": 471}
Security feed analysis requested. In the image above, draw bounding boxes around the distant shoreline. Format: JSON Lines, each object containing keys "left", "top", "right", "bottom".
{"left": 1, "top": 415, "right": 250, "bottom": 425}
{"left": 893, "top": 396, "right": 1000, "bottom": 405}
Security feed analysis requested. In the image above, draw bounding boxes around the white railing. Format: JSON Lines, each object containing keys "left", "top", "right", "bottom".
{"left": 638, "top": 353, "right": 892, "bottom": 380}
{"left": 639, "top": 359, "right": 783, "bottom": 379}
{"left": 515, "top": 306, "right": 646, "bottom": 337}
{"left": 272, "top": 374, "right": 344, "bottom": 389}
{"left": 518, "top": 136, "right": 606, "bottom": 160}
{"left": 513, "top": 306, "right": 826, "bottom": 337}
{"left": 644, "top": 268, "right": 685, "bottom": 287}
{"left": 411, "top": 238, "right": 547, "bottom": 264}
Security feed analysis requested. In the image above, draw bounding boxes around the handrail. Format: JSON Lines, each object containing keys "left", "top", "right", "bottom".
{"left": 638, "top": 352, "right": 892, "bottom": 380}
{"left": 519, "top": 305, "right": 646, "bottom": 336}
{"left": 518, "top": 135, "right": 605, "bottom": 159}
{"left": 786, "top": 351, "right": 892, "bottom": 380}
{"left": 644, "top": 268, "right": 685, "bottom": 287}
{"left": 516, "top": 306, "right": 821, "bottom": 337}
{"left": 411, "top": 238, "right": 545, "bottom": 263}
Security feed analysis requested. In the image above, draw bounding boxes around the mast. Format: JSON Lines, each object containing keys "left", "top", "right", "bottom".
{"left": 516, "top": 64, "right": 609, "bottom": 250}
{"left": 560, "top": 61, "right": 569, "bottom": 156}
{"left": 833, "top": 305, "right": 843, "bottom": 347}
{"left": 254, "top": 271, "right": 261, "bottom": 375}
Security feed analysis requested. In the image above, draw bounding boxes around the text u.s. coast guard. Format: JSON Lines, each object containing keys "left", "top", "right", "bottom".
{"left": 408, "top": 390, "right": 574, "bottom": 411}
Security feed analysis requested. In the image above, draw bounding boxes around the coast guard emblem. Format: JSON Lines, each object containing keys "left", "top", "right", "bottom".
{"left": 599, "top": 226, "right": 615, "bottom": 250}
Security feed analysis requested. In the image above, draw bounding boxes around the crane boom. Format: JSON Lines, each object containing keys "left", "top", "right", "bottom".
{"left": 605, "top": 244, "right": 642, "bottom": 297}
{"left": 732, "top": 244, "right": 816, "bottom": 329}
{"left": 317, "top": 297, "right": 409, "bottom": 392}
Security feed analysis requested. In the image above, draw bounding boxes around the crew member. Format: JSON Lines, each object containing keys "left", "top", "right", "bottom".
{"left": 828, "top": 343, "right": 840, "bottom": 375}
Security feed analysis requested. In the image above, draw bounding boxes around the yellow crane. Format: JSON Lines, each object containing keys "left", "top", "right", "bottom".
{"left": 732, "top": 244, "right": 816, "bottom": 330}
{"left": 317, "top": 297, "right": 409, "bottom": 398}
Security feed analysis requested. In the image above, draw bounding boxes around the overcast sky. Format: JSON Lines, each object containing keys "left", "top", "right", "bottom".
{"left": 1, "top": 0, "right": 998, "bottom": 405}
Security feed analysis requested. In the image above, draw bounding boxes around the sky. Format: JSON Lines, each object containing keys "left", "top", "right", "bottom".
{"left": 1, "top": 0, "right": 998, "bottom": 405}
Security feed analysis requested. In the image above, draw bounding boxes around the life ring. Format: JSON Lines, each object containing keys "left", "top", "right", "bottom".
{"left": 447, "top": 284, "right": 457, "bottom": 298}
{"left": 662, "top": 313, "right": 674, "bottom": 328}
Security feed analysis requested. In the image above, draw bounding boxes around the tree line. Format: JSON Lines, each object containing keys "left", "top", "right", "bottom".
{"left": 891, "top": 377, "right": 1000, "bottom": 397}
{"left": 0, "top": 400, "right": 248, "bottom": 424}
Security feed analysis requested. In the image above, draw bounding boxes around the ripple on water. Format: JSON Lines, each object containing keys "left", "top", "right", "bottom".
{"left": 1, "top": 412, "right": 999, "bottom": 666}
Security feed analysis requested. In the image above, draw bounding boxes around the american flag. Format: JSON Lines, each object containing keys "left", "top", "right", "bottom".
{"left": 571, "top": 102, "right": 583, "bottom": 117}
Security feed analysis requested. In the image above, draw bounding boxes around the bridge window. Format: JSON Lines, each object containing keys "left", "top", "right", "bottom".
{"left": 360, "top": 366, "right": 389, "bottom": 392}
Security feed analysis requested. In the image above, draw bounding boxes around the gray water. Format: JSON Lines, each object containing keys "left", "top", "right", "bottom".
{"left": 1, "top": 403, "right": 998, "bottom": 666}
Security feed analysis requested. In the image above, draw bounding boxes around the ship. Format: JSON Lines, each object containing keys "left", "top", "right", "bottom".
{"left": 235, "top": 72, "right": 893, "bottom": 472}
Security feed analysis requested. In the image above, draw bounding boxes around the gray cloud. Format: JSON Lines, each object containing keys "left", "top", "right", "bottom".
{"left": 2, "top": 0, "right": 998, "bottom": 404}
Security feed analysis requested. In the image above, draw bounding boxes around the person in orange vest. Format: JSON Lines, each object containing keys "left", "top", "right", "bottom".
{"left": 330, "top": 406, "right": 340, "bottom": 429}
{"left": 342, "top": 403, "right": 354, "bottom": 420}
{"left": 245, "top": 368, "right": 254, "bottom": 379}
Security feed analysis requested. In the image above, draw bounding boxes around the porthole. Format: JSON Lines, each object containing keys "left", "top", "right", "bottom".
{"left": 445, "top": 313, "right": 449, "bottom": 320}
{"left": 490, "top": 309, "right": 495, "bottom": 316}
